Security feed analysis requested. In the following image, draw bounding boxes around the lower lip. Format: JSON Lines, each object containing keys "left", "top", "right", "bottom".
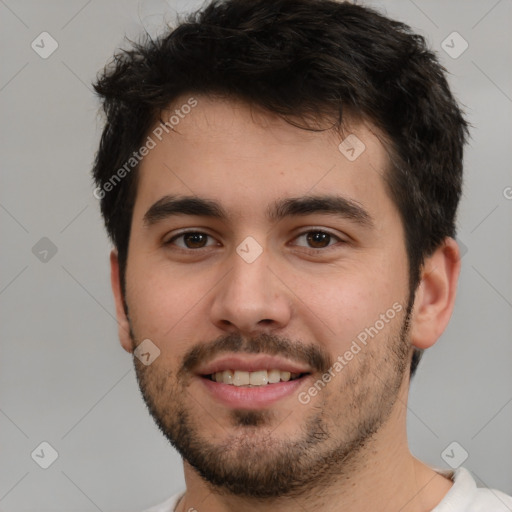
{"left": 199, "top": 375, "right": 310, "bottom": 409}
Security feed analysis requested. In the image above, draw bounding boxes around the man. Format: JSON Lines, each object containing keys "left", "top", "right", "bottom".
{"left": 91, "top": 0, "right": 512, "bottom": 510}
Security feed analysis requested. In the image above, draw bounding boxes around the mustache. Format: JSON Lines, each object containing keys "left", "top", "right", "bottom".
{"left": 179, "top": 332, "right": 334, "bottom": 377}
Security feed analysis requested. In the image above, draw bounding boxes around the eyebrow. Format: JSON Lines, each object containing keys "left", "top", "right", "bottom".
{"left": 143, "top": 194, "right": 373, "bottom": 229}
{"left": 143, "top": 196, "right": 226, "bottom": 226}
{"left": 267, "top": 195, "right": 373, "bottom": 228}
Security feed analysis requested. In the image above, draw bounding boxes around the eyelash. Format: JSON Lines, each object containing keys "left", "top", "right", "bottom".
{"left": 165, "top": 229, "right": 345, "bottom": 251}
{"left": 165, "top": 231, "right": 219, "bottom": 249}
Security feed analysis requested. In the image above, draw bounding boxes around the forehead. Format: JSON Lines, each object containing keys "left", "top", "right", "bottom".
{"left": 132, "top": 95, "right": 394, "bottom": 223}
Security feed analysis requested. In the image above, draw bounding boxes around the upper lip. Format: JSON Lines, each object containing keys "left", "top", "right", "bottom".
{"left": 196, "top": 354, "right": 313, "bottom": 376}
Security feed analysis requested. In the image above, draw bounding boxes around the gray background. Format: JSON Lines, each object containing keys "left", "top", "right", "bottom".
{"left": 1, "top": 0, "right": 511, "bottom": 510}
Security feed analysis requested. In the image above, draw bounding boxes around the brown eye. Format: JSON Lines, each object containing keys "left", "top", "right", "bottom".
{"left": 291, "top": 230, "right": 344, "bottom": 251}
{"left": 167, "top": 231, "right": 216, "bottom": 249}
{"left": 306, "top": 231, "right": 332, "bottom": 248}
{"left": 183, "top": 233, "right": 208, "bottom": 248}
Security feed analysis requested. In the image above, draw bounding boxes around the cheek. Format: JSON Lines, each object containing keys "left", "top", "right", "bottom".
{"left": 125, "top": 259, "right": 200, "bottom": 341}
{"left": 295, "top": 280, "right": 378, "bottom": 351}
{"left": 288, "top": 259, "right": 407, "bottom": 348}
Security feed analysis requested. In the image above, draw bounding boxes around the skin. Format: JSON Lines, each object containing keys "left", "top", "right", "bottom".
{"left": 110, "top": 95, "right": 461, "bottom": 512}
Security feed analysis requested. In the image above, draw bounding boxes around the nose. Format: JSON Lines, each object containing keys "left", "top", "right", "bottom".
{"left": 209, "top": 248, "right": 292, "bottom": 335}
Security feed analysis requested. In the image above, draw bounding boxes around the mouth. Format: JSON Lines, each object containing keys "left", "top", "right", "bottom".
{"left": 198, "top": 370, "right": 313, "bottom": 410}
{"left": 195, "top": 355, "right": 313, "bottom": 409}
{"left": 203, "top": 369, "right": 309, "bottom": 387}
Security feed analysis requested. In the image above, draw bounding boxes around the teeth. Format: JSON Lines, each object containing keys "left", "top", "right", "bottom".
{"left": 268, "top": 369, "right": 281, "bottom": 383}
{"left": 233, "top": 370, "right": 250, "bottom": 386}
{"left": 249, "top": 370, "right": 268, "bottom": 386}
{"left": 211, "top": 369, "right": 303, "bottom": 386}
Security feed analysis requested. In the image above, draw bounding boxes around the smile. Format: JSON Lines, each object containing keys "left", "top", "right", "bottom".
{"left": 207, "top": 369, "right": 306, "bottom": 386}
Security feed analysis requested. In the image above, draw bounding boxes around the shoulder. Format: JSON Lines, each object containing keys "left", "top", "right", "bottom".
{"left": 464, "top": 487, "right": 512, "bottom": 511}
{"left": 141, "top": 491, "right": 185, "bottom": 512}
{"left": 433, "top": 467, "right": 512, "bottom": 512}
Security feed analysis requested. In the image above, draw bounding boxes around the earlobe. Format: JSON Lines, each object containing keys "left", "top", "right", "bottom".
{"left": 110, "top": 249, "right": 134, "bottom": 353}
{"left": 409, "top": 238, "right": 461, "bottom": 350}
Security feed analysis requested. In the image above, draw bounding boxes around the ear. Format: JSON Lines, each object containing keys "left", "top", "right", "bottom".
{"left": 409, "top": 237, "right": 461, "bottom": 350}
{"left": 110, "top": 249, "right": 134, "bottom": 353}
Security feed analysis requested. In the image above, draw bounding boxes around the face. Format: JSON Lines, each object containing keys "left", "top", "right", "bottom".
{"left": 120, "top": 96, "right": 413, "bottom": 497}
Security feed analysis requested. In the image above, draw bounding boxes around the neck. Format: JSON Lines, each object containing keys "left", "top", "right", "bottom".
{"left": 176, "top": 385, "right": 453, "bottom": 512}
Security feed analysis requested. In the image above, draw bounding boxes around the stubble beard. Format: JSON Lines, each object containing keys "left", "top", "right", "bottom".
{"left": 131, "top": 310, "right": 411, "bottom": 499}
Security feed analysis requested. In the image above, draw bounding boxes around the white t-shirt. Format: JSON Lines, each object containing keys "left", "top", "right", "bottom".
{"left": 142, "top": 467, "right": 512, "bottom": 512}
